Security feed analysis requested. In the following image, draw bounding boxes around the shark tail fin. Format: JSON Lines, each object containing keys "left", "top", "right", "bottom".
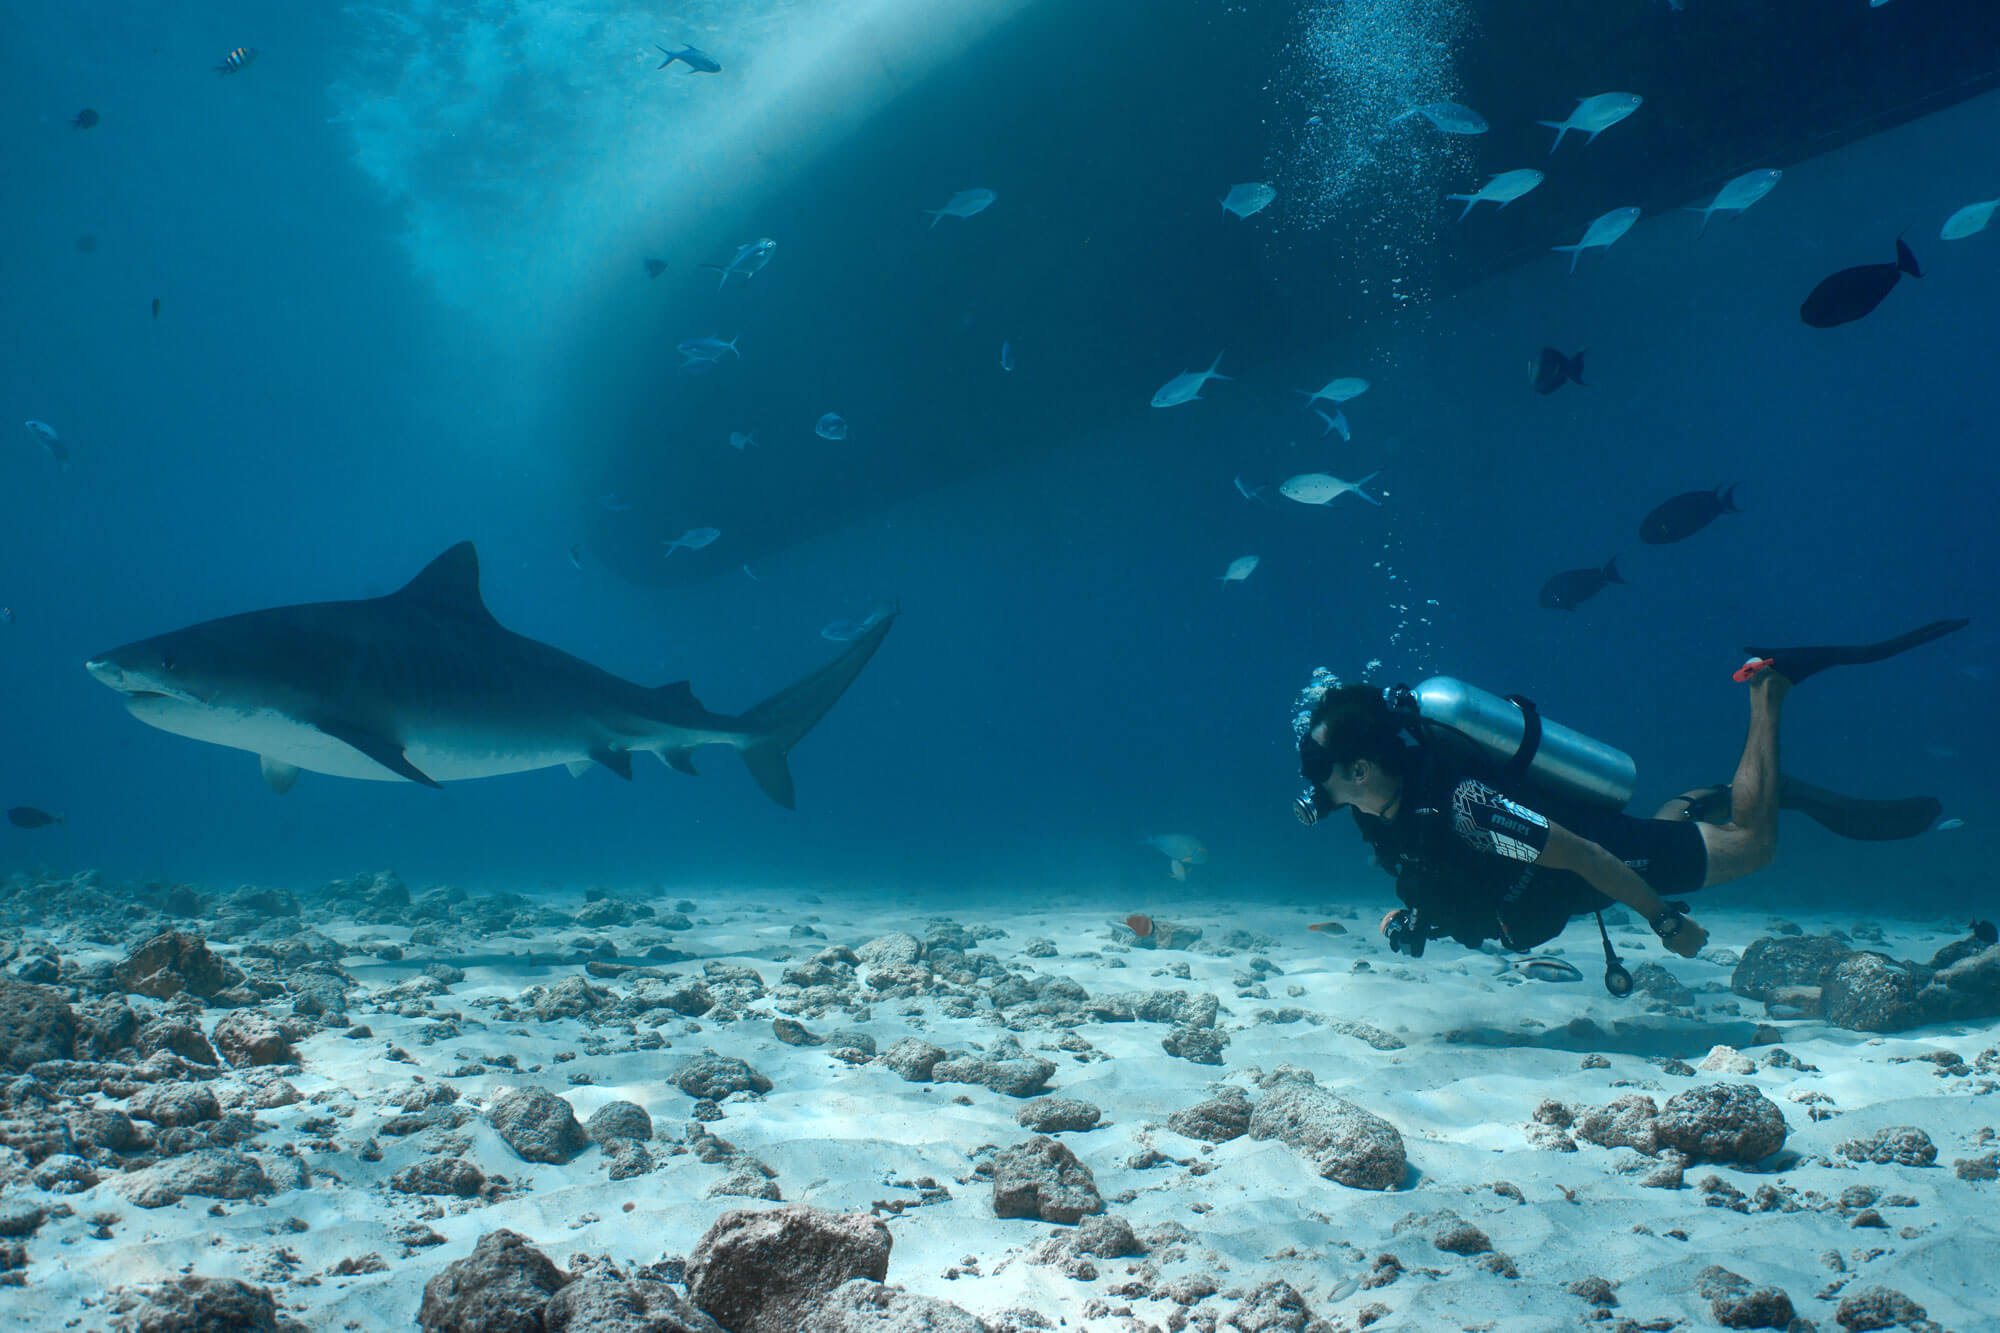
{"left": 731, "top": 605, "right": 899, "bottom": 808}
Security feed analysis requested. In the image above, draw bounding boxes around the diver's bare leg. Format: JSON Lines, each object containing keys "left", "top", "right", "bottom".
{"left": 1698, "top": 672, "right": 1789, "bottom": 886}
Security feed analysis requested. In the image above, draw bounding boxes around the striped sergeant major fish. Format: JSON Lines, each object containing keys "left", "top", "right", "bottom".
{"left": 215, "top": 47, "right": 259, "bottom": 75}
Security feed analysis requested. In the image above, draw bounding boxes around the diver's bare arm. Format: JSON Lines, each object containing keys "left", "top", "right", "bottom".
{"left": 1538, "top": 823, "right": 1708, "bottom": 956}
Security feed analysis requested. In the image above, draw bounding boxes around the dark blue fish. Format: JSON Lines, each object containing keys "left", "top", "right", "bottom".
{"left": 1538, "top": 556, "right": 1623, "bottom": 611}
{"left": 72, "top": 108, "right": 99, "bottom": 130}
{"left": 7, "top": 807, "right": 63, "bottom": 829}
{"left": 1800, "top": 238, "right": 1920, "bottom": 328}
{"left": 656, "top": 44, "right": 720, "bottom": 73}
{"left": 1531, "top": 347, "right": 1585, "bottom": 395}
{"left": 1641, "top": 484, "right": 1739, "bottom": 544}
{"left": 644, "top": 258, "right": 667, "bottom": 279}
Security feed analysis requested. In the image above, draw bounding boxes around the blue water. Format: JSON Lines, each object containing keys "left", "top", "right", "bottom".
{"left": 4, "top": 0, "right": 1996, "bottom": 923}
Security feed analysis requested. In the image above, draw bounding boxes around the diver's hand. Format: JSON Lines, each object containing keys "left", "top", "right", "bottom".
{"left": 1662, "top": 915, "right": 1708, "bottom": 958}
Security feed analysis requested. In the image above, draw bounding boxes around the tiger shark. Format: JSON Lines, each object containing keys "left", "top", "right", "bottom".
{"left": 84, "top": 542, "right": 895, "bottom": 807}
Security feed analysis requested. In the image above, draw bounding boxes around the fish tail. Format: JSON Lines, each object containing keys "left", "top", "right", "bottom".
{"left": 1603, "top": 555, "right": 1625, "bottom": 585}
{"left": 924, "top": 210, "right": 943, "bottom": 228}
{"left": 727, "top": 605, "right": 898, "bottom": 808}
{"left": 1719, "top": 482, "right": 1741, "bottom": 513}
{"left": 1354, "top": 471, "right": 1383, "bottom": 505}
{"left": 1684, "top": 206, "right": 1713, "bottom": 239}
{"left": 1896, "top": 237, "right": 1922, "bottom": 278}
{"left": 1537, "top": 121, "right": 1567, "bottom": 152}
{"left": 1567, "top": 349, "right": 1587, "bottom": 385}
{"left": 1549, "top": 243, "right": 1581, "bottom": 274}
{"left": 1446, "top": 194, "right": 1476, "bottom": 222}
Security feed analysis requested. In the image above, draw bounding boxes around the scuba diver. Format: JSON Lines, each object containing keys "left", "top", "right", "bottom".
{"left": 1294, "top": 619, "right": 1968, "bottom": 992}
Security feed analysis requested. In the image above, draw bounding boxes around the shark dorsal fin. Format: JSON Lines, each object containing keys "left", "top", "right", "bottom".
{"left": 394, "top": 543, "right": 496, "bottom": 622}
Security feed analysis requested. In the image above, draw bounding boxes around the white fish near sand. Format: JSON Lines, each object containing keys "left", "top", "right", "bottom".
{"left": 1538, "top": 92, "right": 1643, "bottom": 152}
{"left": 1316, "top": 408, "right": 1351, "bottom": 442}
{"left": 1686, "top": 169, "right": 1781, "bottom": 237}
{"left": 1942, "top": 199, "right": 2000, "bottom": 241}
{"left": 1393, "top": 101, "right": 1488, "bottom": 135}
{"left": 1299, "top": 376, "right": 1368, "bottom": 407}
{"left": 1151, "top": 352, "right": 1229, "bottom": 408}
{"left": 1145, "top": 833, "right": 1208, "bottom": 880}
{"left": 1280, "top": 471, "right": 1382, "bottom": 506}
{"left": 1221, "top": 182, "right": 1277, "bottom": 219}
{"left": 1219, "top": 555, "right": 1259, "bottom": 583}
{"left": 924, "top": 188, "right": 996, "bottom": 227}
{"left": 1446, "top": 168, "right": 1544, "bottom": 221}
{"left": 1552, "top": 207, "right": 1641, "bottom": 273}
{"left": 663, "top": 527, "right": 720, "bottom": 555}
{"left": 1500, "top": 955, "right": 1583, "bottom": 983}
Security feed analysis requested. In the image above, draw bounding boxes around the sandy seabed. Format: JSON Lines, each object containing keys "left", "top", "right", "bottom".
{"left": 1, "top": 877, "right": 1995, "bottom": 1333}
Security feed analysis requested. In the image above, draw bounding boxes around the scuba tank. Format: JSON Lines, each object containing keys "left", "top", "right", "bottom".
{"left": 1391, "top": 677, "right": 1635, "bottom": 810}
{"left": 1294, "top": 676, "right": 1634, "bottom": 826}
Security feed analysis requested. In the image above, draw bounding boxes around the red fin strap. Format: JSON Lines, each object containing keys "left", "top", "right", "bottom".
{"left": 1732, "top": 658, "right": 1774, "bottom": 684}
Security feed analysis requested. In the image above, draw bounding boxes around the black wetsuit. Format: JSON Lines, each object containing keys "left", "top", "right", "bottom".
{"left": 1354, "top": 727, "right": 1707, "bottom": 952}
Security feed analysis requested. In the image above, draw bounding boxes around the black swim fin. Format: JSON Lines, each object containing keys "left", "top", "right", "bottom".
{"left": 1685, "top": 776, "right": 1941, "bottom": 841}
{"left": 1778, "top": 776, "right": 1941, "bottom": 842}
{"left": 1739, "top": 617, "right": 1969, "bottom": 685}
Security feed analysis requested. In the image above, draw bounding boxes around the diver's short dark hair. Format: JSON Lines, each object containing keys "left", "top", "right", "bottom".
{"left": 1306, "top": 684, "right": 1408, "bottom": 776}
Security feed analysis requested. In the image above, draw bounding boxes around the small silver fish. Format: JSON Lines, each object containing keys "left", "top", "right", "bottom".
{"left": 678, "top": 335, "right": 740, "bottom": 363}
{"left": 1538, "top": 92, "right": 1643, "bottom": 152}
{"left": 1935, "top": 818, "right": 1966, "bottom": 832}
{"left": 664, "top": 527, "right": 720, "bottom": 555}
{"left": 566, "top": 545, "right": 584, "bottom": 571}
{"left": 924, "top": 188, "right": 996, "bottom": 227}
{"left": 1513, "top": 955, "right": 1583, "bottom": 983}
{"left": 1000, "top": 341, "right": 1014, "bottom": 371}
{"left": 1221, "top": 182, "right": 1277, "bottom": 219}
{"left": 815, "top": 413, "right": 849, "bottom": 441}
{"left": 214, "top": 46, "right": 259, "bottom": 75}
{"left": 1219, "top": 555, "right": 1259, "bottom": 583}
{"left": 702, "top": 238, "right": 776, "bottom": 288}
{"left": 1298, "top": 376, "right": 1368, "bottom": 406}
{"left": 1393, "top": 101, "right": 1489, "bottom": 135}
{"left": 1552, "top": 207, "right": 1641, "bottom": 274}
{"left": 728, "top": 431, "right": 756, "bottom": 451}
{"left": 1316, "top": 408, "right": 1351, "bottom": 442}
{"left": 1151, "top": 352, "right": 1229, "bottom": 408}
{"left": 1279, "top": 471, "right": 1382, "bottom": 506}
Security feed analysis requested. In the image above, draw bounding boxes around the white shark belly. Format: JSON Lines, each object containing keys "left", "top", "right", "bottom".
{"left": 125, "top": 696, "right": 730, "bottom": 784}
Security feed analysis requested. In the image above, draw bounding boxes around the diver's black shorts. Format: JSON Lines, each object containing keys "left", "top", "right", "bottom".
{"left": 1498, "top": 813, "right": 1708, "bottom": 949}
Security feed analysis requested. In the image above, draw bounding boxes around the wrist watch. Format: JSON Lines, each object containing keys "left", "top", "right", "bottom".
{"left": 1649, "top": 908, "right": 1685, "bottom": 940}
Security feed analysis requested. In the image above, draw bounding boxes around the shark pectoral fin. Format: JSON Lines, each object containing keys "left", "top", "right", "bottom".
{"left": 591, "top": 747, "right": 634, "bottom": 780}
{"left": 259, "top": 756, "right": 301, "bottom": 795}
{"left": 566, "top": 761, "right": 592, "bottom": 778}
{"left": 739, "top": 740, "right": 796, "bottom": 810}
{"left": 313, "top": 719, "right": 441, "bottom": 788}
{"left": 660, "top": 747, "right": 700, "bottom": 777}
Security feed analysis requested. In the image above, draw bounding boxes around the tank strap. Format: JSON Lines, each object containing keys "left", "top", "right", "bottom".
{"left": 1501, "top": 694, "right": 1544, "bottom": 782}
